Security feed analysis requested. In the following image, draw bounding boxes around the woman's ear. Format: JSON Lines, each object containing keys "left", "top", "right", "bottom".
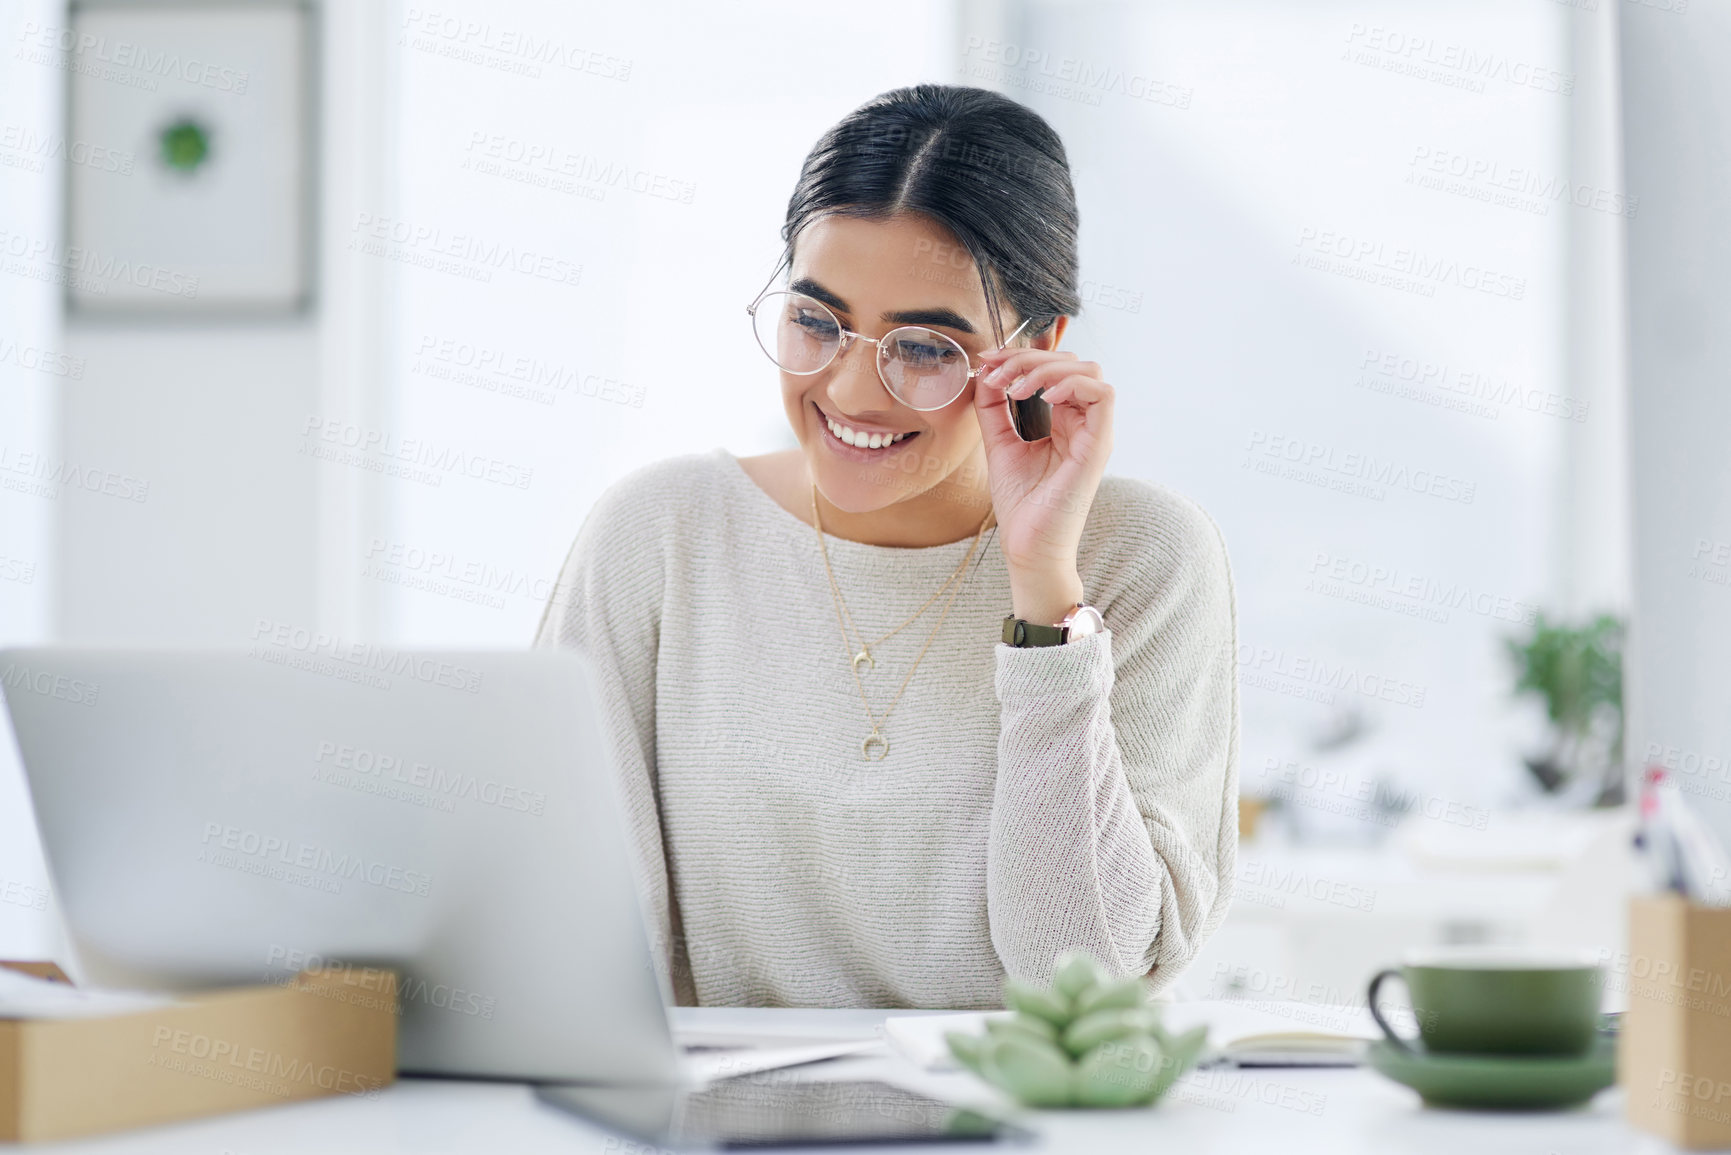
{"left": 1036, "top": 315, "right": 1069, "bottom": 352}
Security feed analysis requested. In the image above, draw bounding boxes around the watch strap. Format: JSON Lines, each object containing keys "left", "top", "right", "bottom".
{"left": 1002, "top": 614, "right": 1067, "bottom": 647}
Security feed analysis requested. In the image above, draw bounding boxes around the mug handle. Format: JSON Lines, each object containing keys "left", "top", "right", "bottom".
{"left": 1366, "top": 968, "right": 1420, "bottom": 1053}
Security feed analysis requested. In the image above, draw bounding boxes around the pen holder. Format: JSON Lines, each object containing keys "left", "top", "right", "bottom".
{"left": 1618, "top": 895, "right": 1731, "bottom": 1149}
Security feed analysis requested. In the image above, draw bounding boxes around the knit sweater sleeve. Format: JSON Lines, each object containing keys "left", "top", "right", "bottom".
{"left": 531, "top": 466, "right": 697, "bottom": 1006}
{"left": 987, "top": 483, "right": 1240, "bottom": 991}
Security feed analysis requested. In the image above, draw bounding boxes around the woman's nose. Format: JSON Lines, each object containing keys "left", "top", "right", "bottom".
{"left": 827, "top": 337, "right": 897, "bottom": 414}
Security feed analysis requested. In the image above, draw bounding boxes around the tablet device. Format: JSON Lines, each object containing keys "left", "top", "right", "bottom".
{"left": 536, "top": 1077, "right": 1034, "bottom": 1149}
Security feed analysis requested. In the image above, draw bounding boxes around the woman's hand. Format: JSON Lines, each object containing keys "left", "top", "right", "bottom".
{"left": 973, "top": 344, "right": 1115, "bottom": 625}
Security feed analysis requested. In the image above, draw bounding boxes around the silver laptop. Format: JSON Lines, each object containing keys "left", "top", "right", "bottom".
{"left": 0, "top": 647, "right": 870, "bottom": 1084}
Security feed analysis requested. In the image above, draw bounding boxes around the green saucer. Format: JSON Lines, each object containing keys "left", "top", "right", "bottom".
{"left": 1366, "top": 1037, "right": 1617, "bottom": 1110}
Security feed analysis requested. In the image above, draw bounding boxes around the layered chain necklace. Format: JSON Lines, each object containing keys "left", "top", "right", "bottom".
{"left": 809, "top": 482, "right": 994, "bottom": 761}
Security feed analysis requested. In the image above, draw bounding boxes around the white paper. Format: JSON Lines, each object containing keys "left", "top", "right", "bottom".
{"left": 0, "top": 967, "right": 178, "bottom": 1021}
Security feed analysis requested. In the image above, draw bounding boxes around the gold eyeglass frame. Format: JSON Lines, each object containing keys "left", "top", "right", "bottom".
{"left": 746, "top": 283, "right": 1034, "bottom": 413}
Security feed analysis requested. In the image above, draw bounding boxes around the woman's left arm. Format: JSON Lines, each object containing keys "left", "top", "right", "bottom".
{"left": 989, "top": 506, "right": 1239, "bottom": 989}
{"left": 974, "top": 345, "right": 1241, "bottom": 989}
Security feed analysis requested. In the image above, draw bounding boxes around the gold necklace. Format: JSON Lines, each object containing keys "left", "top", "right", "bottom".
{"left": 809, "top": 483, "right": 994, "bottom": 760}
{"left": 828, "top": 522, "right": 984, "bottom": 674}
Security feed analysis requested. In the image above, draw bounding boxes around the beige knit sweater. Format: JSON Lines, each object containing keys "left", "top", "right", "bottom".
{"left": 534, "top": 447, "right": 1239, "bottom": 1008}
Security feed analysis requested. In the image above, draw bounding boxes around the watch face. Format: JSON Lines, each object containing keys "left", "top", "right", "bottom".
{"left": 1065, "top": 605, "right": 1104, "bottom": 638}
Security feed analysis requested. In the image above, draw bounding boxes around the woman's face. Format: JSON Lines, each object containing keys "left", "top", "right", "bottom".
{"left": 777, "top": 212, "right": 1013, "bottom": 515}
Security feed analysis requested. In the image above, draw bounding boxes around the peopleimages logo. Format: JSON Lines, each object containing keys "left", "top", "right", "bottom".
{"left": 1294, "top": 226, "right": 1526, "bottom": 301}
{"left": 0, "top": 123, "right": 134, "bottom": 177}
{"left": 147, "top": 1027, "right": 384, "bottom": 1100}
{"left": 1306, "top": 550, "right": 1538, "bottom": 626}
{"left": 1342, "top": 23, "right": 1573, "bottom": 96}
{"left": 463, "top": 131, "right": 696, "bottom": 203}
{"left": 15, "top": 20, "right": 252, "bottom": 93}
{"left": 312, "top": 740, "right": 547, "bottom": 815}
{"left": 348, "top": 213, "right": 582, "bottom": 288}
{"left": 0, "top": 445, "right": 150, "bottom": 503}
{"left": 0, "top": 227, "right": 199, "bottom": 298}
{"left": 960, "top": 37, "right": 1192, "bottom": 109}
{"left": 1244, "top": 429, "right": 1476, "bottom": 505}
{"left": 1238, "top": 858, "right": 1377, "bottom": 912}
{"left": 265, "top": 945, "right": 498, "bottom": 1020}
{"left": 0, "top": 662, "right": 100, "bottom": 707}
{"left": 300, "top": 416, "right": 534, "bottom": 491}
{"left": 1356, "top": 347, "right": 1587, "bottom": 423}
{"left": 399, "top": 9, "right": 633, "bottom": 81}
{"left": 411, "top": 336, "right": 645, "bottom": 408}
{"left": 249, "top": 617, "right": 485, "bottom": 694}
{"left": 0, "top": 876, "right": 49, "bottom": 912}
{"left": 1407, "top": 146, "right": 1637, "bottom": 219}
{"left": 200, "top": 823, "right": 433, "bottom": 898}
{"left": 0, "top": 337, "right": 85, "bottom": 379}
{"left": 1227, "top": 641, "right": 1427, "bottom": 709}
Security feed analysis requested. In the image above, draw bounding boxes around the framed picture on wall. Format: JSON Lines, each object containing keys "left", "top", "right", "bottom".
{"left": 65, "top": 1, "right": 313, "bottom": 315}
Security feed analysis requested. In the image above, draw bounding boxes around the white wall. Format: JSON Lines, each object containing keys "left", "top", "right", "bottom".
{"left": 57, "top": 325, "right": 321, "bottom": 642}
{"left": 0, "top": 0, "right": 70, "bottom": 961}
{"left": 377, "top": 0, "right": 955, "bottom": 645}
{"left": 1006, "top": 1, "right": 1582, "bottom": 807}
{"left": 1618, "top": 1, "right": 1731, "bottom": 842}
{"left": 56, "top": 0, "right": 381, "bottom": 646}
{"left": 0, "top": 0, "right": 391, "bottom": 964}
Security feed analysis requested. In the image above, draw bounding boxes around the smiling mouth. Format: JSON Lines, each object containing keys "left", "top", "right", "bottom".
{"left": 815, "top": 403, "right": 920, "bottom": 451}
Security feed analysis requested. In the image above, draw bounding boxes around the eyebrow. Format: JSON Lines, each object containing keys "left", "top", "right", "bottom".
{"left": 789, "top": 276, "right": 978, "bottom": 336}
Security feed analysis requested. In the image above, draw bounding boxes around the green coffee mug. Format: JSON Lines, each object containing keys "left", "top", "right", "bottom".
{"left": 1366, "top": 949, "right": 1604, "bottom": 1056}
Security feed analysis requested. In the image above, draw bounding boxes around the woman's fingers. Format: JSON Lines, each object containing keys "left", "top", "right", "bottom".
{"left": 1005, "top": 359, "right": 1103, "bottom": 401}
{"left": 1039, "top": 372, "right": 1112, "bottom": 408}
{"left": 972, "top": 370, "right": 1024, "bottom": 448}
{"left": 985, "top": 348, "right": 1079, "bottom": 395}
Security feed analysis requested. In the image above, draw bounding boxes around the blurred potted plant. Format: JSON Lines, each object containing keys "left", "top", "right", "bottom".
{"left": 1504, "top": 611, "right": 1625, "bottom": 806}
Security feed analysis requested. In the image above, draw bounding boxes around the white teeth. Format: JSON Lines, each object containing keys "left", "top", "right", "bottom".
{"left": 825, "top": 414, "right": 911, "bottom": 450}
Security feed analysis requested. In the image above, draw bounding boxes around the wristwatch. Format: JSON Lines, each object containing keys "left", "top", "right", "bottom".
{"left": 1001, "top": 603, "right": 1105, "bottom": 647}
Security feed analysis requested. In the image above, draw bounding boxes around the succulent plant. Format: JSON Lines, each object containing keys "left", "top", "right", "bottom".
{"left": 945, "top": 951, "right": 1208, "bottom": 1109}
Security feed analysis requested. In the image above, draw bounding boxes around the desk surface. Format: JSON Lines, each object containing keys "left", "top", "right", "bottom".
{"left": 24, "top": 1008, "right": 1664, "bottom": 1154}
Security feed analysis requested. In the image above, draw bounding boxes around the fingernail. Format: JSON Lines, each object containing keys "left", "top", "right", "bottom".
{"left": 985, "top": 367, "right": 1006, "bottom": 387}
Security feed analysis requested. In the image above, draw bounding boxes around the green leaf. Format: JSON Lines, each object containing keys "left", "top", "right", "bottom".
{"left": 1166, "top": 1024, "right": 1209, "bottom": 1070}
{"left": 1145, "top": 1029, "right": 1207, "bottom": 1102}
{"left": 158, "top": 118, "right": 212, "bottom": 174}
{"left": 1053, "top": 951, "right": 1106, "bottom": 1000}
{"left": 1004, "top": 979, "right": 1072, "bottom": 1027}
{"left": 1061, "top": 1008, "right": 1157, "bottom": 1057}
{"left": 981, "top": 1034, "right": 1074, "bottom": 1108}
{"left": 946, "top": 1031, "right": 987, "bottom": 1076}
{"left": 1163, "top": 1032, "right": 1204, "bottom": 1073}
{"left": 1504, "top": 611, "right": 1624, "bottom": 738}
{"left": 985, "top": 1013, "right": 1061, "bottom": 1049}
{"left": 940, "top": 1108, "right": 1001, "bottom": 1137}
{"left": 1074, "top": 1034, "right": 1162, "bottom": 1107}
{"left": 1074, "top": 976, "right": 1148, "bottom": 1017}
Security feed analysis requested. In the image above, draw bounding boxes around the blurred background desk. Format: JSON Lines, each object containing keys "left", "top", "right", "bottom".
{"left": 1182, "top": 805, "right": 1637, "bottom": 1011}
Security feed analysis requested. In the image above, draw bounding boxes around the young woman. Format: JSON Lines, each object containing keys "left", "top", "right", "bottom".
{"left": 536, "top": 84, "right": 1239, "bottom": 1009}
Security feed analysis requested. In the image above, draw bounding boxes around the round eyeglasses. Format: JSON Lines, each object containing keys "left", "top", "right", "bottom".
{"left": 747, "top": 289, "right": 1032, "bottom": 412}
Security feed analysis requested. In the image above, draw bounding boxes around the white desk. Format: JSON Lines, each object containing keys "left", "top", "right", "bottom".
{"left": 20, "top": 1008, "right": 1666, "bottom": 1154}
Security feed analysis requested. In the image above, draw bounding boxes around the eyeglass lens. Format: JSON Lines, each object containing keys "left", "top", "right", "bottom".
{"left": 750, "top": 291, "right": 979, "bottom": 411}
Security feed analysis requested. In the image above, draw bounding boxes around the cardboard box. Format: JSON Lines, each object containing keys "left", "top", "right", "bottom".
{"left": 0, "top": 964, "right": 398, "bottom": 1142}
{"left": 1618, "top": 895, "right": 1731, "bottom": 1149}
